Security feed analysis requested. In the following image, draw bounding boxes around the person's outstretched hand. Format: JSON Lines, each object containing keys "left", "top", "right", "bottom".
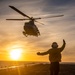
{"left": 63, "top": 39, "right": 66, "bottom": 44}
{"left": 37, "top": 52, "right": 41, "bottom": 55}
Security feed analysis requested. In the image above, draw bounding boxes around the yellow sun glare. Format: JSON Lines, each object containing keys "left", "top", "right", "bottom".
{"left": 10, "top": 48, "right": 22, "bottom": 60}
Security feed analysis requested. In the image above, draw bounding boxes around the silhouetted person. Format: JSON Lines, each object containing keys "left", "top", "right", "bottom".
{"left": 37, "top": 39, "right": 66, "bottom": 75}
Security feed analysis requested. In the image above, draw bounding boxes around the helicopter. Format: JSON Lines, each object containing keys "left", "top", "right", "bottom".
{"left": 6, "top": 5, "right": 64, "bottom": 37}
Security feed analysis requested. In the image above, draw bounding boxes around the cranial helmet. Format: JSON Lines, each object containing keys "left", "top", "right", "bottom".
{"left": 51, "top": 42, "right": 58, "bottom": 48}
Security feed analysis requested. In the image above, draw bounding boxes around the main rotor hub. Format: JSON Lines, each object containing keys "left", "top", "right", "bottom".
{"left": 30, "top": 17, "right": 35, "bottom": 21}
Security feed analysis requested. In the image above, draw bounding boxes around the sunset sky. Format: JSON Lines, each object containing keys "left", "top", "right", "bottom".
{"left": 0, "top": 0, "right": 75, "bottom": 62}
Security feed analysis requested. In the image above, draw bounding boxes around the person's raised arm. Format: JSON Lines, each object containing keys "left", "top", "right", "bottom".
{"left": 37, "top": 49, "right": 50, "bottom": 55}
{"left": 60, "top": 39, "right": 66, "bottom": 52}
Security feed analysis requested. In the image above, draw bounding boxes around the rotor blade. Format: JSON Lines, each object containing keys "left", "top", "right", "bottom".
{"left": 9, "top": 5, "right": 31, "bottom": 19}
{"left": 33, "top": 18, "right": 41, "bottom": 20}
{"left": 41, "top": 15, "right": 64, "bottom": 19}
{"left": 6, "top": 19, "right": 29, "bottom": 21}
{"left": 35, "top": 20, "right": 44, "bottom": 25}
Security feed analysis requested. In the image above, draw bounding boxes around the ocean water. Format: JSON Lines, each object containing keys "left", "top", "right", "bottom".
{"left": 0, "top": 61, "right": 46, "bottom": 70}
{"left": 0, "top": 61, "right": 28, "bottom": 69}
{"left": 0, "top": 61, "right": 75, "bottom": 70}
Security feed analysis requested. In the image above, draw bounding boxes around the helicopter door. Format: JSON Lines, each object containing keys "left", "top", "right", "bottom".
{"left": 24, "top": 22, "right": 34, "bottom": 34}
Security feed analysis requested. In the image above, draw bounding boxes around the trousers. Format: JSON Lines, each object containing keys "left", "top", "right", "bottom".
{"left": 50, "top": 62, "right": 59, "bottom": 75}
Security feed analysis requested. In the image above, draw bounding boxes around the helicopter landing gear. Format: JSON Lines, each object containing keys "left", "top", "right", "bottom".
{"left": 22, "top": 31, "right": 27, "bottom": 37}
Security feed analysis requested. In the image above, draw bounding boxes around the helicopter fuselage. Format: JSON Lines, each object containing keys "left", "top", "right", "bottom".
{"left": 23, "top": 20, "right": 40, "bottom": 37}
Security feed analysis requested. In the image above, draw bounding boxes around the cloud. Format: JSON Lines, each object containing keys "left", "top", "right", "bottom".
{"left": 0, "top": 0, "right": 43, "bottom": 16}
{"left": 44, "top": 0, "right": 75, "bottom": 6}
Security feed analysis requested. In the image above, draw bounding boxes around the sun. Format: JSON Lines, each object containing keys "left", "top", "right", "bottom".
{"left": 10, "top": 48, "right": 22, "bottom": 60}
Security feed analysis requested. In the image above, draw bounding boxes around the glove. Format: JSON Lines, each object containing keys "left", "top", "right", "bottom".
{"left": 37, "top": 52, "right": 41, "bottom": 55}
{"left": 63, "top": 39, "right": 66, "bottom": 44}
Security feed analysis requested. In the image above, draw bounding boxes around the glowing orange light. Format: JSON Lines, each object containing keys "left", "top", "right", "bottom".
{"left": 10, "top": 48, "right": 22, "bottom": 60}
